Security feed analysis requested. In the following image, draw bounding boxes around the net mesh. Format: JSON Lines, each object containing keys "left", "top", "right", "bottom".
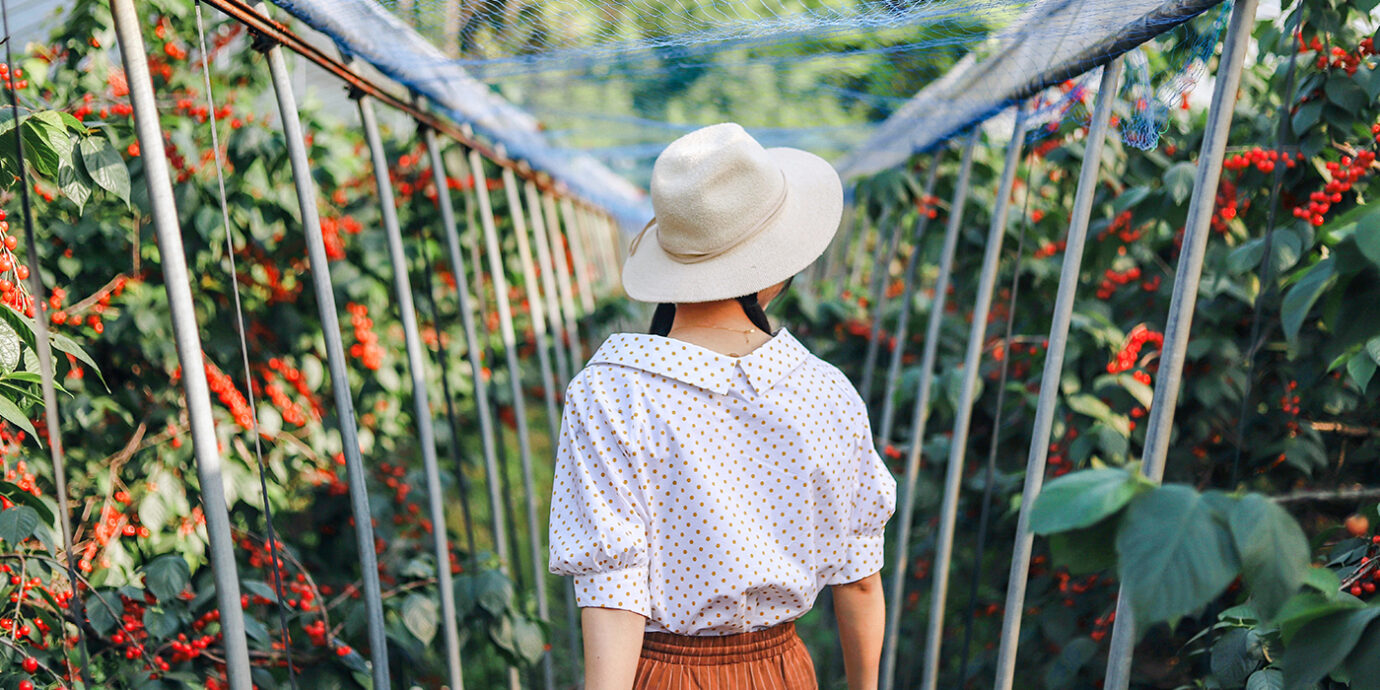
{"left": 269, "top": 0, "right": 1235, "bottom": 219}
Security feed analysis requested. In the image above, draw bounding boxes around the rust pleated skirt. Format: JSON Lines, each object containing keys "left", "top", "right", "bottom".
{"left": 634, "top": 622, "right": 818, "bottom": 690}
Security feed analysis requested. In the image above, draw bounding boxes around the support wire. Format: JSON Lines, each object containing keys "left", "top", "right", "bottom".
{"left": 0, "top": 0, "right": 91, "bottom": 683}
{"left": 190, "top": 3, "right": 298, "bottom": 686}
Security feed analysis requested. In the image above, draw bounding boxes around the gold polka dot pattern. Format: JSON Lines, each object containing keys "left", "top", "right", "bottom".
{"left": 548, "top": 328, "right": 897, "bottom": 636}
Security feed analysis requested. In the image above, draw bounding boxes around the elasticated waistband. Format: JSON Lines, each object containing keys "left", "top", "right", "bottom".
{"left": 640, "top": 622, "right": 800, "bottom": 665}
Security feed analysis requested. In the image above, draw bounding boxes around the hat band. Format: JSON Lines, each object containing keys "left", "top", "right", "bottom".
{"left": 630, "top": 170, "right": 790, "bottom": 265}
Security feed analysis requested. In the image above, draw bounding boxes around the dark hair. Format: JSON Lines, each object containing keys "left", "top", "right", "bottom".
{"left": 649, "top": 276, "right": 793, "bottom": 337}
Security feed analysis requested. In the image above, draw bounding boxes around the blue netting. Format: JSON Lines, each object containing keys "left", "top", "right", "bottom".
{"left": 270, "top": 0, "right": 1234, "bottom": 222}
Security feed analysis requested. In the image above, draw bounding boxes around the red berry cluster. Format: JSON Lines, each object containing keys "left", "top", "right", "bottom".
{"left": 1290, "top": 151, "right": 1375, "bottom": 226}
{"left": 1033, "top": 239, "right": 1066, "bottom": 259}
{"left": 346, "top": 303, "right": 385, "bottom": 371}
{"left": 1223, "top": 147, "right": 1298, "bottom": 175}
{"left": 1095, "top": 210, "right": 1139, "bottom": 245}
{"left": 1094, "top": 266, "right": 1144, "bottom": 300}
{"left": 1299, "top": 33, "right": 1375, "bottom": 75}
{"left": 914, "top": 194, "right": 940, "bottom": 220}
{"left": 201, "top": 358, "right": 254, "bottom": 431}
{"left": 1106, "top": 325, "right": 1163, "bottom": 387}
{"left": 80, "top": 490, "right": 150, "bottom": 572}
{"left": 1045, "top": 419, "right": 1080, "bottom": 477}
{"left": 0, "top": 62, "right": 29, "bottom": 91}
{"left": 258, "top": 358, "right": 321, "bottom": 428}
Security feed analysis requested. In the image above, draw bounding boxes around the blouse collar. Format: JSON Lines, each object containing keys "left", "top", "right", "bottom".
{"left": 588, "top": 328, "right": 811, "bottom": 396}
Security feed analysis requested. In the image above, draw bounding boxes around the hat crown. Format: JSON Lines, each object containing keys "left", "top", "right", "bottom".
{"left": 650, "top": 123, "right": 786, "bottom": 257}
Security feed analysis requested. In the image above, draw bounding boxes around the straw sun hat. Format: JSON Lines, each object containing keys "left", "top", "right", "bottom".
{"left": 621, "top": 123, "right": 844, "bottom": 303}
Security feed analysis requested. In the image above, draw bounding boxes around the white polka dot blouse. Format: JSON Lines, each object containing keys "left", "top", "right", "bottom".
{"left": 548, "top": 328, "right": 898, "bottom": 636}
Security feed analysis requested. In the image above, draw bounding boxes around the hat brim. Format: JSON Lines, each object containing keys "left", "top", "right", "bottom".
{"left": 621, "top": 147, "right": 844, "bottom": 304}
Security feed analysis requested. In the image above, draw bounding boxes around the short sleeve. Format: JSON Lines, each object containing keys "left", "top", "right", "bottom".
{"left": 827, "top": 405, "right": 898, "bottom": 585}
{"left": 547, "top": 373, "right": 650, "bottom": 617}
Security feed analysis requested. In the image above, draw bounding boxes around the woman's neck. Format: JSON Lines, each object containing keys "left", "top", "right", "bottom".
{"left": 666, "top": 300, "right": 772, "bottom": 357}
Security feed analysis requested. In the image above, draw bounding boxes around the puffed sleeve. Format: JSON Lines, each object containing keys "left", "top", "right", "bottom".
{"left": 827, "top": 405, "right": 898, "bottom": 585}
{"left": 547, "top": 371, "right": 650, "bottom": 617}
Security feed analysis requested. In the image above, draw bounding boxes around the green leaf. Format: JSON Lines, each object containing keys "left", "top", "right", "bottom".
{"left": 512, "top": 616, "right": 546, "bottom": 664}
{"left": 1348, "top": 352, "right": 1377, "bottom": 392}
{"left": 475, "top": 569, "right": 515, "bottom": 616}
{"left": 0, "top": 317, "right": 20, "bottom": 374}
{"left": 1043, "top": 637, "right": 1098, "bottom": 688}
{"left": 1275, "top": 591, "right": 1361, "bottom": 644}
{"left": 50, "top": 332, "right": 106, "bottom": 389}
{"left": 1341, "top": 609, "right": 1380, "bottom": 687}
{"left": 1116, "top": 485, "right": 1242, "bottom": 626}
{"left": 1227, "top": 237, "right": 1266, "bottom": 275}
{"left": 1211, "top": 628, "right": 1264, "bottom": 687}
{"left": 0, "top": 395, "right": 38, "bottom": 444}
{"left": 1292, "top": 100, "right": 1324, "bottom": 135}
{"left": 1367, "top": 337, "right": 1380, "bottom": 366}
{"left": 1245, "top": 668, "right": 1283, "bottom": 690}
{"left": 1162, "top": 162, "right": 1196, "bottom": 205}
{"left": 1325, "top": 75, "right": 1368, "bottom": 112}
{"left": 0, "top": 304, "right": 37, "bottom": 352}
{"left": 143, "top": 607, "right": 180, "bottom": 640}
{"left": 1049, "top": 515, "right": 1119, "bottom": 574}
{"left": 1357, "top": 214, "right": 1380, "bottom": 268}
{"left": 1281, "top": 257, "right": 1337, "bottom": 345}
{"left": 143, "top": 554, "right": 191, "bottom": 603}
{"left": 1229, "top": 494, "right": 1310, "bottom": 621}
{"left": 401, "top": 593, "right": 439, "bottom": 646}
{"left": 1281, "top": 606, "right": 1380, "bottom": 689}
{"left": 1112, "top": 186, "right": 1150, "bottom": 215}
{"left": 0, "top": 504, "right": 39, "bottom": 544}
{"left": 57, "top": 157, "right": 91, "bottom": 213}
{"left": 1030, "top": 467, "right": 1142, "bottom": 534}
{"left": 78, "top": 135, "right": 131, "bottom": 205}
{"left": 85, "top": 593, "right": 118, "bottom": 635}
{"left": 20, "top": 115, "right": 69, "bottom": 178}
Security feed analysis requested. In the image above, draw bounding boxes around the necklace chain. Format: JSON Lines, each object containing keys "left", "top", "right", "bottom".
{"left": 670, "top": 323, "right": 759, "bottom": 336}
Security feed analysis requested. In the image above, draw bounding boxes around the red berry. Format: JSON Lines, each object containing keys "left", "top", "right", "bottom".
{"left": 22, "top": 656, "right": 37, "bottom": 672}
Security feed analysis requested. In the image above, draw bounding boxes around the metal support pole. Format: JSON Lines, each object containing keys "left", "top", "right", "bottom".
{"left": 845, "top": 206, "right": 875, "bottom": 293}
{"left": 993, "top": 58, "right": 1123, "bottom": 690}
{"left": 859, "top": 205, "right": 909, "bottom": 403}
{"left": 424, "top": 130, "right": 512, "bottom": 575}
{"left": 470, "top": 149, "right": 549, "bottom": 667}
{"left": 544, "top": 192, "right": 584, "bottom": 369}
{"left": 822, "top": 194, "right": 858, "bottom": 287}
{"left": 259, "top": 28, "right": 390, "bottom": 689}
{"left": 877, "top": 161, "right": 943, "bottom": 446}
{"left": 922, "top": 106, "right": 1028, "bottom": 690}
{"left": 525, "top": 182, "right": 572, "bottom": 385}
{"left": 109, "top": 2, "right": 251, "bottom": 687}
{"left": 500, "top": 166, "right": 559, "bottom": 690}
{"left": 880, "top": 131, "right": 978, "bottom": 690}
{"left": 561, "top": 198, "right": 597, "bottom": 356}
{"left": 1103, "top": 0, "right": 1259, "bottom": 685}
{"left": 357, "top": 98, "right": 463, "bottom": 689}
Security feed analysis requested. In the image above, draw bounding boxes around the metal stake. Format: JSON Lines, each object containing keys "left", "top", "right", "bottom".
{"left": 470, "top": 149, "right": 550, "bottom": 665}
{"left": 877, "top": 160, "right": 943, "bottom": 446}
{"left": 560, "top": 198, "right": 597, "bottom": 358}
{"left": 422, "top": 128, "right": 512, "bottom": 575}
{"left": 544, "top": 192, "right": 584, "bottom": 370}
{"left": 993, "top": 58, "right": 1124, "bottom": 690}
{"left": 500, "top": 166, "right": 559, "bottom": 690}
{"left": 109, "top": 1, "right": 251, "bottom": 686}
{"left": 357, "top": 97, "right": 462, "bottom": 689}
{"left": 880, "top": 131, "right": 978, "bottom": 690}
{"left": 1103, "top": 0, "right": 1259, "bottom": 684}
{"left": 860, "top": 204, "right": 910, "bottom": 403}
{"left": 259, "top": 28, "right": 390, "bottom": 688}
{"left": 524, "top": 182, "right": 572, "bottom": 385}
{"left": 922, "top": 106, "right": 1028, "bottom": 690}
